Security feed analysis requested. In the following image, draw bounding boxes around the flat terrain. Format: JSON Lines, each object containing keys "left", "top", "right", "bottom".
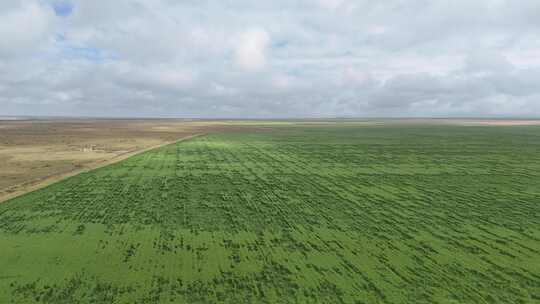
{"left": 2, "top": 118, "right": 538, "bottom": 204}
{"left": 0, "top": 119, "right": 213, "bottom": 202}
{"left": 1, "top": 123, "right": 539, "bottom": 303}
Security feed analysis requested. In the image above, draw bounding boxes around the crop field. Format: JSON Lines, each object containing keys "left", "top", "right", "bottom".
{"left": 1, "top": 124, "right": 540, "bottom": 303}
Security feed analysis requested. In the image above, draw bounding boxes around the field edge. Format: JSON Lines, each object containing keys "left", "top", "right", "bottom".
{"left": 0, "top": 133, "right": 205, "bottom": 204}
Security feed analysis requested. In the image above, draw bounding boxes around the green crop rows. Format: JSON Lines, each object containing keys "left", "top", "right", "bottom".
{"left": 1, "top": 124, "right": 540, "bottom": 303}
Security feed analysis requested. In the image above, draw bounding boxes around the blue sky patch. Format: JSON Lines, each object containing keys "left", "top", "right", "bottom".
{"left": 52, "top": 2, "right": 74, "bottom": 17}
{"left": 65, "top": 46, "right": 107, "bottom": 62}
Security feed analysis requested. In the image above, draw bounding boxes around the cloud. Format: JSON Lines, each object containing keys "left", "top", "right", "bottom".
{"left": 465, "top": 51, "right": 514, "bottom": 74}
{"left": 234, "top": 28, "right": 270, "bottom": 72}
{"left": 0, "top": 0, "right": 540, "bottom": 118}
{"left": 0, "top": 2, "right": 56, "bottom": 56}
{"left": 318, "top": 0, "right": 345, "bottom": 10}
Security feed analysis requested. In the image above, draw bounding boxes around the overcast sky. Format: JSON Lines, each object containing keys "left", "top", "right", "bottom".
{"left": 1, "top": 1, "right": 540, "bottom": 118}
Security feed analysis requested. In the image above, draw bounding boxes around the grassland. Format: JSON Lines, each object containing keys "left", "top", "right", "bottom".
{"left": 1, "top": 123, "right": 539, "bottom": 303}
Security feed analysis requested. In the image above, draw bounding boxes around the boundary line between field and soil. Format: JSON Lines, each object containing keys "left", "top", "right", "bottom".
{"left": 0, "top": 133, "right": 205, "bottom": 204}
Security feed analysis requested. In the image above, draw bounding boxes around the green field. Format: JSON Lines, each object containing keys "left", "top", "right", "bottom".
{"left": 1, "top": 124, "right": 540, "bottom": 303}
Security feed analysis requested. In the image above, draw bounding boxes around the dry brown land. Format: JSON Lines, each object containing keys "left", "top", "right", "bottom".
{"left": 369, "top": 118, "right": 540, "bottom": 126}
{"left": 459, "top": 119, "right": 540, "bottom": 126}
{"left": 423, "top": 118, "right": 540, "bottom": 126}
{"left": 0, "top": 119, "right": 221, "bottom": 203}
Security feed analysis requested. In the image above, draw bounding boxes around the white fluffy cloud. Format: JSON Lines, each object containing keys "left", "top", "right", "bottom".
{"left": 0, "top": 0, "right": 539, "bottom": 118}
{"left": 234, "top": 29, "right": 270, "bottom": 72}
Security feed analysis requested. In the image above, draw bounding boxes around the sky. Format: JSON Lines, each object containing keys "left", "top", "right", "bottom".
{"left": 1, "top": 0, "right": 540, "bottom": 118}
